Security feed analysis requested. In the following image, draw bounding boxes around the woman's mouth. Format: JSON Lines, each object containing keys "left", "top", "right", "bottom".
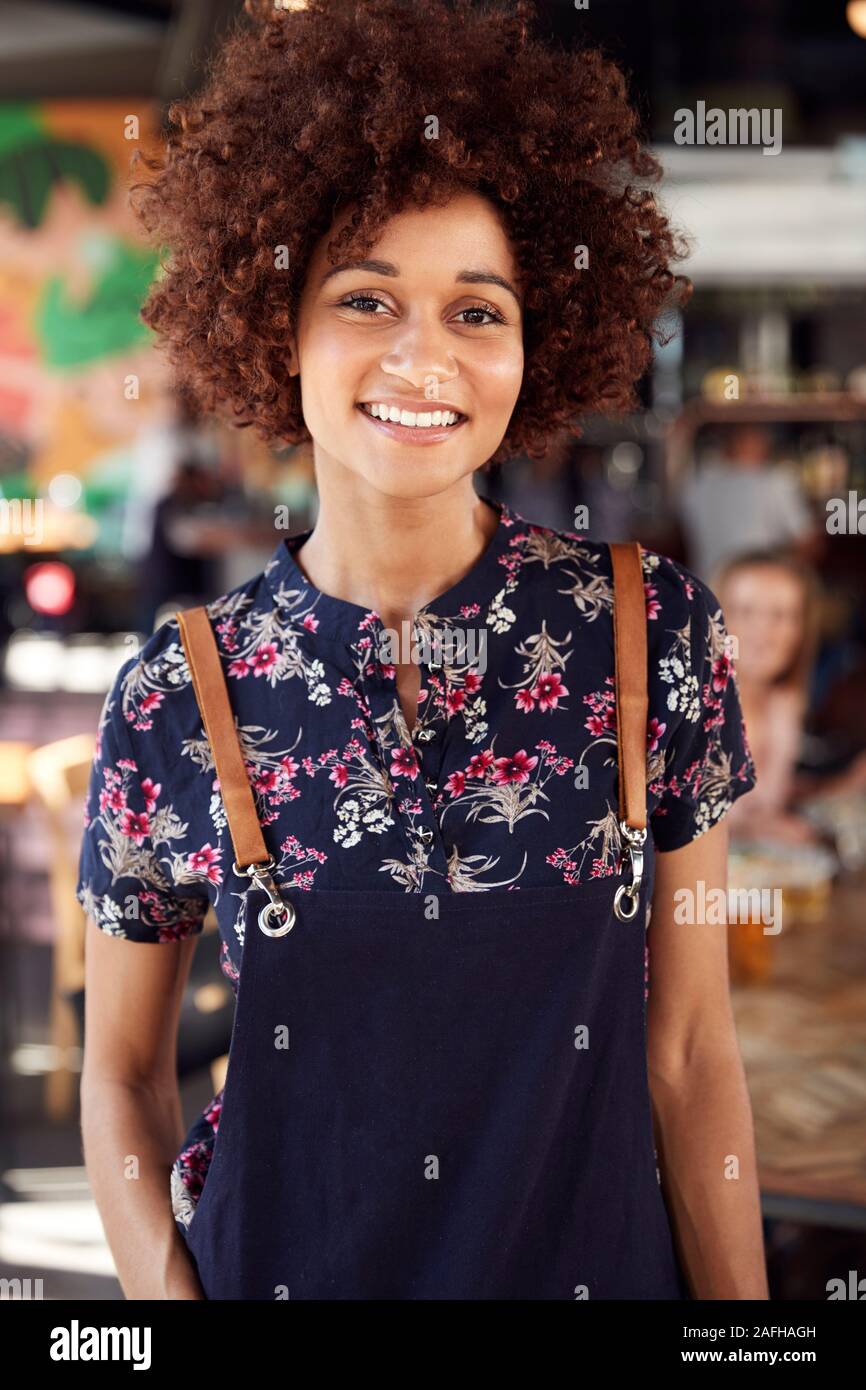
{"left": 355, "top": 401, "right": 468, "bottom": 444}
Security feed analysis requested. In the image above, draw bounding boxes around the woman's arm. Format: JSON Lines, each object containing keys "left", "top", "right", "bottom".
{"left": 80, "top": 917, "right": 205, "bottom": 1299}
{"left": 646, "top": 820, "right": 769, "bottom": 1300}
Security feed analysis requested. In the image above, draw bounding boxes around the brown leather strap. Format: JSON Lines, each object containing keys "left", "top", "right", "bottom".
{"left": 176, "top": 606, "right": 271, "bottom": 870}
{"left": 610, "top": 542, "right": 648, "bottom": 831}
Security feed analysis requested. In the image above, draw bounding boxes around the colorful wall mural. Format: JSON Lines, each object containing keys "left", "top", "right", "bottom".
{"left": 0, "top": 100, "right": 174, "bottom": 555}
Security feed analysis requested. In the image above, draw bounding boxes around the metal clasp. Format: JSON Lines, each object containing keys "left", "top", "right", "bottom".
{"left": 614, "top": 821, "right": 647, "bottom": 922}
{"left": 233, "top": 855, "right": 296, "bottom": 937}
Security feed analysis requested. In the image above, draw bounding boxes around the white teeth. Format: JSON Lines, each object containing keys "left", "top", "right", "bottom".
{"left": 362, "top": 403, "right": 461, "bottom": 428}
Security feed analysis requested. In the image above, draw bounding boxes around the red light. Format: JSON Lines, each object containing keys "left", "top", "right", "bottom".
{"left": 24, "top": 562, "right": 76, "bottom": 616}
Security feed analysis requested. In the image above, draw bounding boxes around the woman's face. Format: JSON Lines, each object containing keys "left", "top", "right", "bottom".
{"left": 289, "top": 190, "right": 524, "bottom": 499}
{"left": 721, "top": 565, "right": 806, "bottom": 685}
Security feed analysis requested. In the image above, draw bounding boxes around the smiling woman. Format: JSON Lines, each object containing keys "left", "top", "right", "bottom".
{"left": 285, "top": 191, "right": 525, "bottom": 501}
{"left": 77, "top": 0, "right": 768, "bottom": 1306}
{"left": 128, "top": 0, "right": 690, "bottom": 463}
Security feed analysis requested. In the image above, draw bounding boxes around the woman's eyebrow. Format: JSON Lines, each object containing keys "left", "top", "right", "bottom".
{"left": 319, "top": 259, "right": 521, "bottom": 305}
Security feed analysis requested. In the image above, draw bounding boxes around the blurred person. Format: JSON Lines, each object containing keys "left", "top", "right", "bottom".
{"left": 717, "top": 548, "right": 866, "bottom": 845}
{"left": 121, "top": 389, "right": 220, "bottom": 567}
{"left": 679, "top": 424, "right": 819, "bottom": 582}
{"left": 137, "top": 459, "right": 223, "bottom": 633}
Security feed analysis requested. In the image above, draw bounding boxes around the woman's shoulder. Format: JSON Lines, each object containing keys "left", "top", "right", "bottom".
{"left": 508, "top": 509, "right": 721, "bottom": 638}
{"left": 113, "top": 561, "right": 272, "bottom": 734}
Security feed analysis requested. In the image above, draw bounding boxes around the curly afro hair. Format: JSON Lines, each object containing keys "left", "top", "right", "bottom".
{"left": 131, "top": 0, "right": 691, "bottom": 465}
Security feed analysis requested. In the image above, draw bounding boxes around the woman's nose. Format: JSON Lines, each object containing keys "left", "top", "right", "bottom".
{"left": 379, "top": 323, "right": 459, "bottom": 388}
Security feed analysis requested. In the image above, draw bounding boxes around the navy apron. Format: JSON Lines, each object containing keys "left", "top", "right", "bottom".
{"left": 173, "top": 544, "right": 691, "bottom": 1301}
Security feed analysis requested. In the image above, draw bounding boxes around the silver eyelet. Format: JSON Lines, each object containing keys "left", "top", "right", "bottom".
{"left": 614, "top": 884, "right": 640, "bottom": 922}
{"left": 258, "top": 900, "right": 296, "bottom": 937}
{"left": 233, "top": 856, "right": 296, "bottom": 937}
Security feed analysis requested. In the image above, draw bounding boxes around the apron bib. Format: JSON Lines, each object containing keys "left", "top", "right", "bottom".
{"left": 174, "top": 542, "right": 691, "bottom": 1300}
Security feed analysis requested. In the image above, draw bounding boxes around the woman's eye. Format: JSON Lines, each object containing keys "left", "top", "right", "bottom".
{"left": 454, "top": 303, "right": 507, "bottom": 326}
{"left": 337, "top": 294, "right": 506, "bottom": 325}
{"left": 340, "top": 294, "right": 389, "bottom": 314}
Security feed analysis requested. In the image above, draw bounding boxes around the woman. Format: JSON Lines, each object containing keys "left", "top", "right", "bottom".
{"left": 718, "top": 548, "right": 866, "bottom": 844}
{"left": 76, "top": 0, "right": 766, "bottom": 1299}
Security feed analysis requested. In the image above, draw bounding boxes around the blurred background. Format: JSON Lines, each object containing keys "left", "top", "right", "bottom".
{"left": 1, "top": 0, "right": 865, "bottom": 1300}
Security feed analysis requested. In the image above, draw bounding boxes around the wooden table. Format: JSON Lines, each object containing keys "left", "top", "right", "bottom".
{"left": 730, "top": 871, "right": 866, "bottom": 1229}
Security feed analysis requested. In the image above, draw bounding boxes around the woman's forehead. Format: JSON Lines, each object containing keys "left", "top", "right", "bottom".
{"left": 310, "top": 194, "right": 521, "bottom": 284}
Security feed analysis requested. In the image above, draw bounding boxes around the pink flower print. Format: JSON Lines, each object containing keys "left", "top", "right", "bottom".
{"left": 463, "top": 670, "right": 482, "bottom": 693}
{"left": 204, "top": 1092, "right": 223, "bottom": 1130}
{"left": 100, "top": 784, "right": 127, "bottom": 814}
{"left": 140, "top": 778, "right": 161, "bottom": 812}
{"left": 117, "top": 757, "right": 137, "bottom": 772}
{"left": 188, "top": 843, "right": 223, "bottom": 884}
{"left": 249, "top": 643, "right": 278, "bottom": 677}
{"left": 466, "top": 749, "right": 495, "bottom": 779}
{"left": 254, "top": 768, "right": 279, "bottom": 795}
{"left": 584, "top": 714, "right": 607, "bottom": 737}
{"left": 647, "top": 718, "right": 666, "bottom": 754}
{"left": 493, "top": 749, "right": 538, "bottom": 784}
{"left": 140, "top": 692, "right": 163, "bottom": 714}
{"left": 120, "top": 810, "right": 150, "bottom": 845}
{"left": 329, "top": 763, "right": 349, "bottom": 788}
{"left": 445, "top": 688, "right": 465, "bottom": 716}
{"left": 644, "top": 583, "right": 661, "bottom": 620}
{"left": 711, "top": 654, "right": 732, "bottom": 692}
{"left": 445, "top": 770, "right": 466, "bottom": 797}
{"left": 302, "top": 614, "right": 319, "bottom": 632}
{"left": 515, "top": 688, "right": 536, "bottom": 712}
{"left": 390, "top": 746, "right": 419, "bottom": 780}
{"left": 229, "top": 658, "right": 250, "bottom": 678}
{"left": 280, "top": 756, "right": 299, "bottom": 779}
{"left": 531, "top": 672, "right": 569, "bottom": 711}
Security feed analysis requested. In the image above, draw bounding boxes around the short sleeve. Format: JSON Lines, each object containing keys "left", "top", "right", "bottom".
{"left": 649, "top": 573, "right": 757, "bottom": 852}
{"left": 75, "top": 655, "right": 210, "bottom": 942}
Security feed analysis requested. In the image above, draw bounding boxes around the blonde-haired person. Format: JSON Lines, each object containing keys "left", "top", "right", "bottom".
{"left": 716, "top": 548, "right": 866, "bottom": 845}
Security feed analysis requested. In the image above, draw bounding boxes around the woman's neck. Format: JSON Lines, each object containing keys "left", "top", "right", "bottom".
{"left": 293, "top": 472, "right": 499, "bottom": 629}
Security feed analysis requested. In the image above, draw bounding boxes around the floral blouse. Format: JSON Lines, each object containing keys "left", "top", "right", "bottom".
{"left": 75, "top": 493, "right": 757, "bottom": 1228}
